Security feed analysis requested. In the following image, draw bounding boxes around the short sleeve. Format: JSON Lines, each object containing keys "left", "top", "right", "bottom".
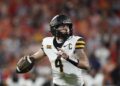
{"left": 75, "top": 38, "right": 86, "bottom": 49}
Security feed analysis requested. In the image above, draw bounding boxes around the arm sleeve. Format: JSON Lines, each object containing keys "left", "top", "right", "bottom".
{"left": 75, "top": 37, "right": 86, "bottom": 49}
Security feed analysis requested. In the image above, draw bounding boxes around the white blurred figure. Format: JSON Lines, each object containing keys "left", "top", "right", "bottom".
{"left": 23, "top": 76, "right": 47, "bottom": 86}
{"left": 36, "top": 66, "right": 52, "bottom": 86}
{"left": 84, "top": 69, "right": 104, "bottom": 86}
{"left": 22, "top": 66, "right": 52, "bottom": 86}
{"left": 94, "top": 45, "right": 110, "bottom": 66}
{"left": 2, "top": 35, "right": 21, "bottom": 56}
{"left": 86, "top": 29, "right": 101, "bottom": 56}
{"left": 6, "top": 72, "right": 50, "bottom": 86}
{"left": 6, "top": 73, "right": 25, "bottom": 86}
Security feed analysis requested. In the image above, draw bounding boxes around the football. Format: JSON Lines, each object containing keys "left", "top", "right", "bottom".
{"left": 16, "top": 56, "right": 35, "bottom": 73}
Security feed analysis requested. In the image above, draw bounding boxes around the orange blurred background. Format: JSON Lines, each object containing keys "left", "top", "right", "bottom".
{"left": 0, "top": 0, "right": 119, "bottom": 86}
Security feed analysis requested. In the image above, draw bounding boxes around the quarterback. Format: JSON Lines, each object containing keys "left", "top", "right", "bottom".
{"left": 16, "top": 14, "right": 90, "bottom": 86}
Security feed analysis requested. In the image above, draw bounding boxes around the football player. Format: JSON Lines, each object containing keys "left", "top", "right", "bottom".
{"left": 16, "top": 14, "right": 90, "bottom": 86}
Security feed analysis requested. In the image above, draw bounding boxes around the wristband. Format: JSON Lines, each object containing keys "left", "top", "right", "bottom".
{"left": 66, "top": 57, "right": 78, "bottom": 67}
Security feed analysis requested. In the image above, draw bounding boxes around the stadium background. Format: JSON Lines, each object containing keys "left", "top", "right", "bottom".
{"left": 0, "top": 0, "right": 119, "bottom": 86}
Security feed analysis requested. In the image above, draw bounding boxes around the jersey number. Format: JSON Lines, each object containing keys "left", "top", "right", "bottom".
{"left": 55, "top": 57, "right": 63, "bottom": 72}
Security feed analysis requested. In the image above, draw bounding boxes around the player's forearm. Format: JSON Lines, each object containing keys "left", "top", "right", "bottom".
{"left": 31, "top": 48, "right": 45, "bottom": 60}
{"left": 66, "top": 57, "right": 90, "bottom": 70}
{"left": 66, "top": 56, "right": 90, "bottom": 70}
{"left": 76, "top": 49, "right": 90, "bottom": 70}
{"left": 77, "top": 60, "right": 90, "bottom": 70}
{"left": 78, "top": 55, "right": 90, "bottom": 70}
{"left": 16, "top": 48, "right": 45, "bottom": 73}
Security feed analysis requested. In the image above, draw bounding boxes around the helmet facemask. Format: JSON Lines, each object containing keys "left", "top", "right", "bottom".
{"left": 56, "top": 24, "right": 71, "bottom": 39}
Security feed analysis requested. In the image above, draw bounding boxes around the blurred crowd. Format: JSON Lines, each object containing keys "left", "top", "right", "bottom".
{"left": 0, "top": 0, "right": 120, "bottom": 86}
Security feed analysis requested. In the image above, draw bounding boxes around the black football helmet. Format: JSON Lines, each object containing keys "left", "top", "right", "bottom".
{"left": 50, "top": 14, "right": 73, "bottom": 39}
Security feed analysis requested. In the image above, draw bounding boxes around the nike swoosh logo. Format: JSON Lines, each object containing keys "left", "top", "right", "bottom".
{"left": 63, "top": 44, "right": 69, "bottom": 47}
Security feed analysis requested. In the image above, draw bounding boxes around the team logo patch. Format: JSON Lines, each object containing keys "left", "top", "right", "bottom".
{"left": 46, "top": 45, "right": 52, "bottom": 49}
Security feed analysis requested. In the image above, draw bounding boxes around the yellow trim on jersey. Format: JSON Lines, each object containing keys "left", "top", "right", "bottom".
{"left": 76, "top": 41, "right": 85, "bottom": 44}
{"left": 77, "top": 41, "right": 85, "bottom": 44}
{"left": 75, "top": 45, "right": 85, "bottom": 48}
